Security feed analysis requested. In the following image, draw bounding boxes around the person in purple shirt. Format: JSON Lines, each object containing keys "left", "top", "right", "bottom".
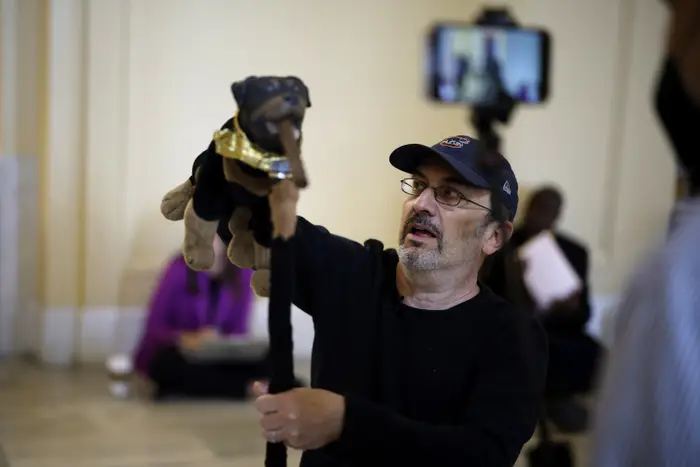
{"left": 133, "top": 237, "right": 266, "bottom": 400}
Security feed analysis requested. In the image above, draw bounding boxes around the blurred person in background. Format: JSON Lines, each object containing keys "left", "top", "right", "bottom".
{"left": 486, "top": 186, "right": 602, "bottom": 433}
{"left": 456, "top": 54, "right": 472, "bottom": 98}
{"left": 589, "top": 0, "right": 700, "bottom": 464}
{"left": 133, "top": 237, "right": 267, "bottom": 400}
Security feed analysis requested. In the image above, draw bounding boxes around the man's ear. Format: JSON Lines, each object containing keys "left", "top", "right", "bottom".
{"left": 482, "top": 221, "right": 513, "bottom": 256}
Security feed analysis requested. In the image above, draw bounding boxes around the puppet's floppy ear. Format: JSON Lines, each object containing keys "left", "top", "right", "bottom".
{"left": 231, "top": 77, "right": 252, "bottom": 107}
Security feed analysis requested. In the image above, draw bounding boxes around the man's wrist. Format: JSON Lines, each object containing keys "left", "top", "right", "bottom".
{"left": 332, "top": 393, "right": 385, "bottom": 458}
{"left": 327, "top": 392, "right": 347, "bottom": 443}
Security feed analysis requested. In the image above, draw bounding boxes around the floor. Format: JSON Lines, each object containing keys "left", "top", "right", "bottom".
{"left": 0, "top": 360, "right": 589, "bottom": 467}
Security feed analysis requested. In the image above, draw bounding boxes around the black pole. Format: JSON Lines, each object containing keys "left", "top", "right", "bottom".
{"left": 265, "top": 236, "right": 297, "bottom": 467}
{"left": 470, "top": 7, "right": 519, "bottom": 153}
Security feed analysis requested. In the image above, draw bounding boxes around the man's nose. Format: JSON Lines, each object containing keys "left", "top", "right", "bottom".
{"left": 412, "top": 188, "right": 438, "bottom": 215}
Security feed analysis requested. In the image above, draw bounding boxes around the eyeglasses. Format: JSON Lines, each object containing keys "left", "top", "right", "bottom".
{"left": 400, "top": 178, "right": 492, "bottom": 211}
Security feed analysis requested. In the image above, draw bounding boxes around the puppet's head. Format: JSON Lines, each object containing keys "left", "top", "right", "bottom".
{"left": 163, "top": 75, "right": 312, "bottom": 292}
{"left": 214, "top": 76, "right": 312, "bottom": 187}
{"left": 231, "top": 76, "right": 311, "bottom": 155}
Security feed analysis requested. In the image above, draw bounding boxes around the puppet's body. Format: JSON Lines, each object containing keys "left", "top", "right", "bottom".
{"left": 160, "top": 76, "right": 310, "bottom": 296}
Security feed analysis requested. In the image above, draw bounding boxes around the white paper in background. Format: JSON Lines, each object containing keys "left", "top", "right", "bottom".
{"left": 517, "top": 231, "right": 582, "bottom": 311}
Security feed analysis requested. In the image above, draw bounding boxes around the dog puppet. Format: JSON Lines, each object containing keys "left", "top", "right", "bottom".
{"left": 160, "top": 76, "right": 311, "bottom": 296}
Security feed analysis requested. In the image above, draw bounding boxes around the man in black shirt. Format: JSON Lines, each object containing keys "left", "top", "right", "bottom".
{"left": 249, "top": 135, "right": 548, "bottom": 466}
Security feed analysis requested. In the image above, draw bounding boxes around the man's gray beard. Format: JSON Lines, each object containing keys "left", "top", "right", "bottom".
{"left": 397, "top": 220, "right": 491, "bottom": 273}
{"left": 397, "top": 244, "right": 441, "bottom": 272}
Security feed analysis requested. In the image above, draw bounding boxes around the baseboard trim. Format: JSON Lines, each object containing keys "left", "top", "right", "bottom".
{"left": 248, "top": 298, "right": 315, "bottom": 359}
{"left": 40, "top": 300, "right": 317, "bottom": 365}
{"left": 78, "top": 306, "right": 147, "bottom": 363}
{"left": 40, "top": 306, "right": 146, "bottom": 365}
{"left": 40, "top": 307, "right": 78, "bottom": 365}
{"left": 38, "top": 294, "right": 620, "bottom": 365}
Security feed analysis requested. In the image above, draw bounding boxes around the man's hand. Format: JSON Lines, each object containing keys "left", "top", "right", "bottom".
{"left": 178, "top": 327, "right": 217, "bottom": 351}
{"left": 252, "top": 381, "right": 345, "bottom": 450}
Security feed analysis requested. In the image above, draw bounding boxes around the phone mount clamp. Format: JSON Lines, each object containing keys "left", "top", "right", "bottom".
{"left": 470, "top": 7, "right": 520, "bottom": 153}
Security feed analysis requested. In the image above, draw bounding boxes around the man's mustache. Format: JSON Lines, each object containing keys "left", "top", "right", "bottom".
{"left": 401, "top": 214, "right": 442, "bottom": 241}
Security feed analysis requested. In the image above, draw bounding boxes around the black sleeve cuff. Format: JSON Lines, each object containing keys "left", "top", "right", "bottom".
{"left": 334, "top": 393, "right": 393, "bottom": 459}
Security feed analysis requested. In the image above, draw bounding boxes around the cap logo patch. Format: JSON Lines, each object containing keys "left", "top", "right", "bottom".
{"left": 439, "top": 136, "right": 471, "bottom": 149}
{"left": 502, "top": 180, "right": 512, "bottom": 195}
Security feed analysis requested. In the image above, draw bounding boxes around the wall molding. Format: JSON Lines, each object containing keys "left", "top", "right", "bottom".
{"left": 38, "top": 295, "right": 619, "bottom": 366}
{"left": 40, "top": 307, "right": 78, "bottom": 365}
{"left": 0, "top": 155, "right": 40, "bottom": 357}
{"left": 82, "top": 0, "right": 131, "bottom": 307}
{"left": 42, "top": 0, "right": 87, "bottom": 311}
{"left": 38, "top": 299, "right": 316, "bottom": 365}
{"left": 598, "top": 0, "right": 637, "bottom": 265}
{"left": 1, "top": 0, "right": 20, "bottom": 152}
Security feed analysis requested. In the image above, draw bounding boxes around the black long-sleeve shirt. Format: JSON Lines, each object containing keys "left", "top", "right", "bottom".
{"left": 219, "top": 215, "right": 548, "bottom": 467}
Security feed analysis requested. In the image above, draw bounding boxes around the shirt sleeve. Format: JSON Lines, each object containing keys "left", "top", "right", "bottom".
{"left": 290, "top": 217, "right": 373, "bottom": 313}
{"left": 216, "top": 181, "right": 374, "bottom": 318}
{"left": 335, "top": 311, "right": 547, "bottom": 467}
{"left": 589, "top": 230, "right": 700, "bottom": 466}
{"left": 239, "top": 207, "right": 372, "bottom": 316}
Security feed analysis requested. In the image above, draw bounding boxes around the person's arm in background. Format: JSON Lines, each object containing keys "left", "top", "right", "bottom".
{"left": 133, "top": 256, "right": 192, "bottom": 376}
{"left": 230, "top": 267, "right": 256, "bottom": 335}
{"left": 334, "top": 308, "right": 548, "bottom": 467}
{"left": 141, "top": 257, "right": 189, "bottom": 345}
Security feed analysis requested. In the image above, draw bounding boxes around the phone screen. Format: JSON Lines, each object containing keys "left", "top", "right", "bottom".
{"left": 426, "top": 23, "right": 550, "bottom": 105}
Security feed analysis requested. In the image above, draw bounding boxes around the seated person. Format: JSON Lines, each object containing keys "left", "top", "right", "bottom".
{"left": 133, "top": 237, "right": 269, "bottom": 400}
{"left": 485, "top": 186, "right": 603, "bottom": 433}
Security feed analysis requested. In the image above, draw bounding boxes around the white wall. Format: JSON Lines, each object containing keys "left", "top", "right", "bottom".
{"left": 0, "top": 0, "right": 675, "bottom": 362}
{"left": 125, "top": 0, "right": 674, "bottom": 292}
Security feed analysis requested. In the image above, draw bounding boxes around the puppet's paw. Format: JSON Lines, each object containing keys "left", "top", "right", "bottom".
{"left": 226, "top": 208, "right": 256, "bottom": 268}
{"left": 228, "top": 230, "right": 256, "bottom": 268}
{"left": 161, "top": 180, "right": 194, "bottom": 221}
{"left": 182, "top": 199, "right": 218, "bottom": 270}
{"left": 228, "top": 206, "right": 252, "bottom": 233}
{"left": 250, "top": 268, "right": 271, "bottom": 298}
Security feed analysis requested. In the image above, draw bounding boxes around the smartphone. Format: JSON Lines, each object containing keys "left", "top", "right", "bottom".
{"left": 426, "top": 22, "right": 551, "bottom": 106}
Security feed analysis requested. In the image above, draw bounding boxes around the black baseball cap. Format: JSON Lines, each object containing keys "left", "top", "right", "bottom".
{"left": 389, "top": 135, "right": 519, "bottom": 220}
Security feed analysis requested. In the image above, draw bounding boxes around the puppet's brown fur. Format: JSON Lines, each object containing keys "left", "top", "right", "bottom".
{"left": 161, "top": 76, "right": 310, "bottom": 296}
{"left": 160, "top": 185, "right": 272, "bottom": 297}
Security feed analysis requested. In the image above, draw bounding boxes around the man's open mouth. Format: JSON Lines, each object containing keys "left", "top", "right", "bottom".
{"left": 408, "top": 224, "right": 438, "bottom": 239}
